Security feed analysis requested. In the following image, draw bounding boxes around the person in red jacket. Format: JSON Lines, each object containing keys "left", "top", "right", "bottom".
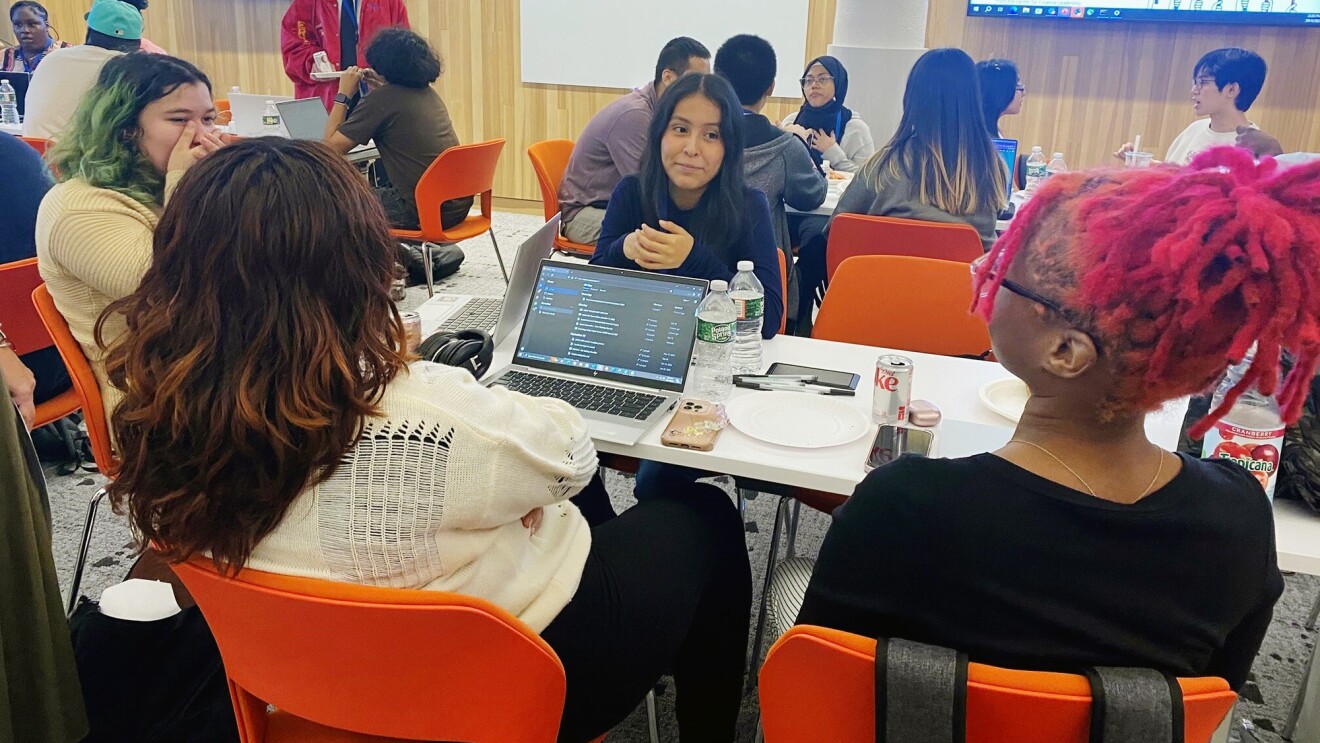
{"left": 280, "top": 0, "right": 409, "bottom": 110}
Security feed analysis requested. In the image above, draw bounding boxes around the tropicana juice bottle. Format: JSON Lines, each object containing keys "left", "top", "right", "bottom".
{"left": 1201, "top": 347, "right": 1285, "bottom": 500}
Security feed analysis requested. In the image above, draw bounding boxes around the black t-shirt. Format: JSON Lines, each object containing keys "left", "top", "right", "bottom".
{"left": 796, "top": 453, "right": 1283, "bottom": 690}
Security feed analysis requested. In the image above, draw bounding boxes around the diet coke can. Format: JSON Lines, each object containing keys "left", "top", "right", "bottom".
{"left": 873, "top": 354, "right": 914, "bottom": 425}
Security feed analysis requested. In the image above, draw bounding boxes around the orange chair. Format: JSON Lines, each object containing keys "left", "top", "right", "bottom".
{"left": 775, "top": 250, "right": 788, "bottom": 335}
{"left": 19, "top": 136, "right": 51, "bottom": 156}
{"left": 0, "top": 259, "right": 79, "bottom": 428}
{"left": 33, "top": 283, "right": 120, "bottom": 613}
{"left": 825, "top": 214, "right": 984, "bottom": 281}
{"left": 172, "top": 558, "right": 652, "bottom": 743}
{"left": 392, "top": 139, "right": 509, "bottom": 294}
{"left": 526, "top": 139, "right": 596, "bottom": 258}
{"left": 813, "top": 255, "right": 992, "bottom": 358}
{"left": 759, "top": 625, "right": 1237, "bottom": 743}
{"left": 214, "top": 98, "right": 232, "bottom": 127}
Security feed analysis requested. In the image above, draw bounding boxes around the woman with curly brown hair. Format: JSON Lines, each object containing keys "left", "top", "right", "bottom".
{"left": 100, "top": 138, "right": 750, "bottom": 743}
{"left": 799, "top": 148, "right": 1320, "bottom": 690}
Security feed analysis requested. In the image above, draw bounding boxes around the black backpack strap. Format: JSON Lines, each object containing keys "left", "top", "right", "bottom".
{"left": 875, "top": 638, "right": 968, "bottom": 743}
{"left": 1084, "top": 667, "right": 1185, "bottom": 743}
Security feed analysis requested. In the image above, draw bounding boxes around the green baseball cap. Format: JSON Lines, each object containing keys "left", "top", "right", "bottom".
{"left": 86, "top": 0, "right": 144, "bottom": 40}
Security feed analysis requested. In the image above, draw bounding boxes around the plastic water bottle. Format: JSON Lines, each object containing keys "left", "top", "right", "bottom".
{"left": 230, "top": 85, "right": 240, "bottom": 95}
{"left": 0, "top": 80, "right": 18, "bottom": 126}
{"left": 261, "top": 100, "right": 282, "bottom": 137}
{"left": 1024, "top": 146, "right": 1047, "bottom": 192}
{"left": 692, "top": 279, "right": 736, "bottom": 403}
{"left": 1201, "top": 346, "right": 1285, "bottom": 500}
{"left": 730, "top": 261, "right": 765, "bottom": 375}
{"left": 1046, "top": 152, "right": 1069, "bottom": 182}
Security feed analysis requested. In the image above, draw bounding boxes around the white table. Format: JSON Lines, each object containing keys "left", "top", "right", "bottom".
{"left": 486, "top": 332, "right": 1188, "bottom": 497}
{"left": 1, "top": 121, "right": 22, "bottom": 136}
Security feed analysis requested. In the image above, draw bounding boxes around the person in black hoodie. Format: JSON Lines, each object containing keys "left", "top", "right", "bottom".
{"left": 713, "top": 34, "right": 826, "bottom": 330}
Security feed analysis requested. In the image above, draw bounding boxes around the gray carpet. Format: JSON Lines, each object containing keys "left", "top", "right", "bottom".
{"left": 43, "top": 210, "right": 1320, "bottom": 742}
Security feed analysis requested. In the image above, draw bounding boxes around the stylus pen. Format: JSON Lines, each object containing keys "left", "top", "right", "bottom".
{"left": 734, "top": 381, "right": 856, "bottom": 396}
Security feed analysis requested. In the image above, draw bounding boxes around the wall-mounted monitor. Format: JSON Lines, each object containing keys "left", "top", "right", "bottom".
{"left": 966, "top": 1, "right": 1320, "bottom": 27}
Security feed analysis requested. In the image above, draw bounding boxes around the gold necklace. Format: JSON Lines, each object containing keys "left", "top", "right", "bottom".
{"left": 1010, "top": 440, "right": 1165, "bottom": 500}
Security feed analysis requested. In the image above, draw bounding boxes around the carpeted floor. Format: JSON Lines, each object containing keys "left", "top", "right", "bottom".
{"left": 42, "top": 210, "right": 1319, "bottom": 742}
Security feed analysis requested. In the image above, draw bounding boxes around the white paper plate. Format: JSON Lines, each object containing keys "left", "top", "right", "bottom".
{"left": 311, "top": 70, "right": 349, "bottom": 80}
{"left": 979, "top": 378, "right": 1031, "bottom": 422}
{"left": 725, "top": 391, "right": 870, "bottom": 449}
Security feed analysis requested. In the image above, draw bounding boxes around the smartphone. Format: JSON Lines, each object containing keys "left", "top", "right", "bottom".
{"left": 765, "top": 362, "right": 861, "bottom": 390}
{"left": 864, "top": 425, "right": 934, "bottom": 472}
{"left": 661, "top": 400, "right": 725, "bottom": 451}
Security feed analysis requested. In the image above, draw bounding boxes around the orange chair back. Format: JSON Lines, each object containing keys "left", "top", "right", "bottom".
{"left": 215, "top": 98, "right": 231, "bottom": 114}
{"left": 19, "top": 136, "right": 51, "bottom": 156}
{"left": 527, "top": 139, "right": 596, "bottom": 257}
{"left": 759, "top": 625, "right": 1237, "bottom": 743}
{"left": 172, "top": 559, "right": 568, "bottom": 743}
{"left": 527, "top": 139, "right": 574, "bottom": 222}
{"left": 813, "top": 255, "right": 992, "bottom": 358}
{"left": 776, "top": 250, "right": 788, "bottom": 335}
{"left": 826, "top": 214, "right": 984, "bottom": 280}
{"left": 412, "top": 138, "right": 504, "bottom": 240}
{"left": 1, "top": 261, "right": 80, "bottom": 427}
{"left": 31, "top": 284, "right": 117, "bottom": 475}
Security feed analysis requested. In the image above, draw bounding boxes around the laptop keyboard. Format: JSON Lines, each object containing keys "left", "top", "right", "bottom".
{"left": 435, "top": 297, "right": 503, "bottom": 335}
{"left": 492, "top": 370, "right": 667, "bottom": 420}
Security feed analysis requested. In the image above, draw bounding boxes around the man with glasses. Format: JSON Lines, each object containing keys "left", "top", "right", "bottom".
{"left": 1114, "top": 47, "right": 1266, "bottom": 166}
{"left": 280, "top": 0, "right": 410, "bottom": 111}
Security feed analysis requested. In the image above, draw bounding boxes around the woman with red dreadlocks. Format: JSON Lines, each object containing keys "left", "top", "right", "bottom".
{"left": 796, "top": 147, "right": 1320, "bottom": 690}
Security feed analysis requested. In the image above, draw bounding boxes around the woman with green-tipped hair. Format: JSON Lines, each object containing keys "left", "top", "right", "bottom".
{"left": 35, "top": 52, "right": 225, "bottom": 421}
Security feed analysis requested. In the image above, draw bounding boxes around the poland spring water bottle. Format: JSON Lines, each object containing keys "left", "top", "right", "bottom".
{"left": 730, "top": 260, "right": 765, "bottom": 375}
{"left": 692, "top": 279, "right": 736, "bottom": 403}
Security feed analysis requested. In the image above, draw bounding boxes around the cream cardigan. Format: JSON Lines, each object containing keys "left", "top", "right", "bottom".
{"left": 35, "top": 174, "right": 181, "bottom": 421}
{"left": 247, "top": 362, "right": 598, "bottom": 632}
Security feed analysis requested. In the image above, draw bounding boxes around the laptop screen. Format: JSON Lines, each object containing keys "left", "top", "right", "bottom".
{"left": 275, "top": 99, "right": 330, "bottom": 140}
{"left": 513, "top": 262, "right": 708, "bottom": 393}
{"left": 992, "top": 138, "right": 1018, "bottom": 198}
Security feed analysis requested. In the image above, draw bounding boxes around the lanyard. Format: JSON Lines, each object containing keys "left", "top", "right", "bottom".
{"left": 17, "top": 38, "right": 52, "bottom": 74}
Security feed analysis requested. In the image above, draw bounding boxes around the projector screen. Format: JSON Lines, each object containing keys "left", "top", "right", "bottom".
{"left": 967, "top": 0, "right": 1320, "bottom": 26}
{"left": 520, "top": 0, "right": 812, "bottom": 97}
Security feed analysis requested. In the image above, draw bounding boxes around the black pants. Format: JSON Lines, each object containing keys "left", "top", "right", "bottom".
{"left": 372, "top": 161, "right": 474, "bottom": 232}
{"left": 22, "top": 346, "right": 72, "bottom": 404}
{"left": 544, "top": 476, "right": 752, "bottom": 742}
{"left": 789, "top": 213, "right": 829, "bottom": 335}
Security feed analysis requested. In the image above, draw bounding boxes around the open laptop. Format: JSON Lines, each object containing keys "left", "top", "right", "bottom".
{"left": 992, "top": 137, "right": 1019, "bottom": 198}
{"left": 0, "top": 72, "right": 30, "bottom": 118}
{"left": 228, "top": 92, "right": 294, "bottom": 137}
{"left": 276, "top": 98, "right": 329, "bottom": 140}
{"left": 486, "top": 262, "right": 708, "bottom": 445}
{"left": 415, "top": 215, "right": 561, "bottom": 344}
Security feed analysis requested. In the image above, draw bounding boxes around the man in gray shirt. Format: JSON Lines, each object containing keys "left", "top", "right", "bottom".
{"left": 558, "top": 37, "right": 711, "bottom": 245}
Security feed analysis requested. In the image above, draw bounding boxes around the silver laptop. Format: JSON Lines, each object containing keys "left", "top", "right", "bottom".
{"left": 416, "top": 215, "right": 561, "bottom": 345}
{"left": 228, "top": 92, "right": 293, "bottom": 137}
{"left": 276, "top": 98, "right": 329, "bottom": 140}
{"left": 486, "top": 262, "right": 708, "bottom": 445}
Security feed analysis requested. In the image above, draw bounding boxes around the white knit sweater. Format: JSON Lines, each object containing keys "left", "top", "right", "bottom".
{"left": 247, "top": 361, "right": 598, "bottom": 632}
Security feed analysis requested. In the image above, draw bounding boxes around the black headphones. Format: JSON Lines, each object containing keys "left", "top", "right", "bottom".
{"left": 416, "top": 328, "right": 493, "bottom": 378}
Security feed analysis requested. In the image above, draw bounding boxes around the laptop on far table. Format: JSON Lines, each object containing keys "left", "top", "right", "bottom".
{"left": 486, "top": 262, "right": 708, "bottom": 445}
{"left": 0, "top": 71, "right": 30, "bottom": 119}
{"left": 992, "top": 137, "right": 1019, "bottom": 199}
{"left": 416, "top": 215, "right": 561, "bottom": 345}
{"left": 227, "top": 92, "right": 294, "bottom": 137}
{"left": 276, "top": 98, "right": 329, "bottom": 140}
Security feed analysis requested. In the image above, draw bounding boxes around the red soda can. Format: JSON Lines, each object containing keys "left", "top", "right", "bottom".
{"left": 873, "top": 354, "right": 914, "bottom": 425}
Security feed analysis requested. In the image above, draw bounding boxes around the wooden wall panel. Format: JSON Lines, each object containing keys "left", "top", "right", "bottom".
{"left": 18, "top": 1, "right": 1314, "bottom": 197}
{"left": 4, "top": 0, "right": 837, "bottom": 201}
{"left": 926, "top": 0, "right": 1320, "bottom": 170}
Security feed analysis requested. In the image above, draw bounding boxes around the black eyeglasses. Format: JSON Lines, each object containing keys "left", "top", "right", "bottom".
{"left": 999, "top": 277, "right": 1064, "bottom": 313}
{"left": 1015, "top": 83, "right": 1026, "bottom": 93}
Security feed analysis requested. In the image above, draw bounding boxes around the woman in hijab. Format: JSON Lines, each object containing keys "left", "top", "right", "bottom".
{"left": 781, "top": 56, "right": 876, "bottom": 330}
{"left": 780, "top": 55, "right": 875, "bottom": 173}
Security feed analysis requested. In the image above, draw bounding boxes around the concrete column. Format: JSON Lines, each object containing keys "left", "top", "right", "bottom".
{"left": 827, "top": 0, "right": 931, "bottom": 149}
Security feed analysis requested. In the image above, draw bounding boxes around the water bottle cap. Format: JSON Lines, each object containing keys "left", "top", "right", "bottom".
{"left": 737, "top": 260, "right": 753, "bottom": 271}
{"left": 710, "top": 280, "right": 728, "bottom": 292}
{"left": 1052, "top": 152, "right": 1064, "bottom": 159}
{"left": 1031, "top": 145, "right": 1043, "bottom": 152}
{"left": 265, "top": 99, "right": 275, "bottom": 105}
